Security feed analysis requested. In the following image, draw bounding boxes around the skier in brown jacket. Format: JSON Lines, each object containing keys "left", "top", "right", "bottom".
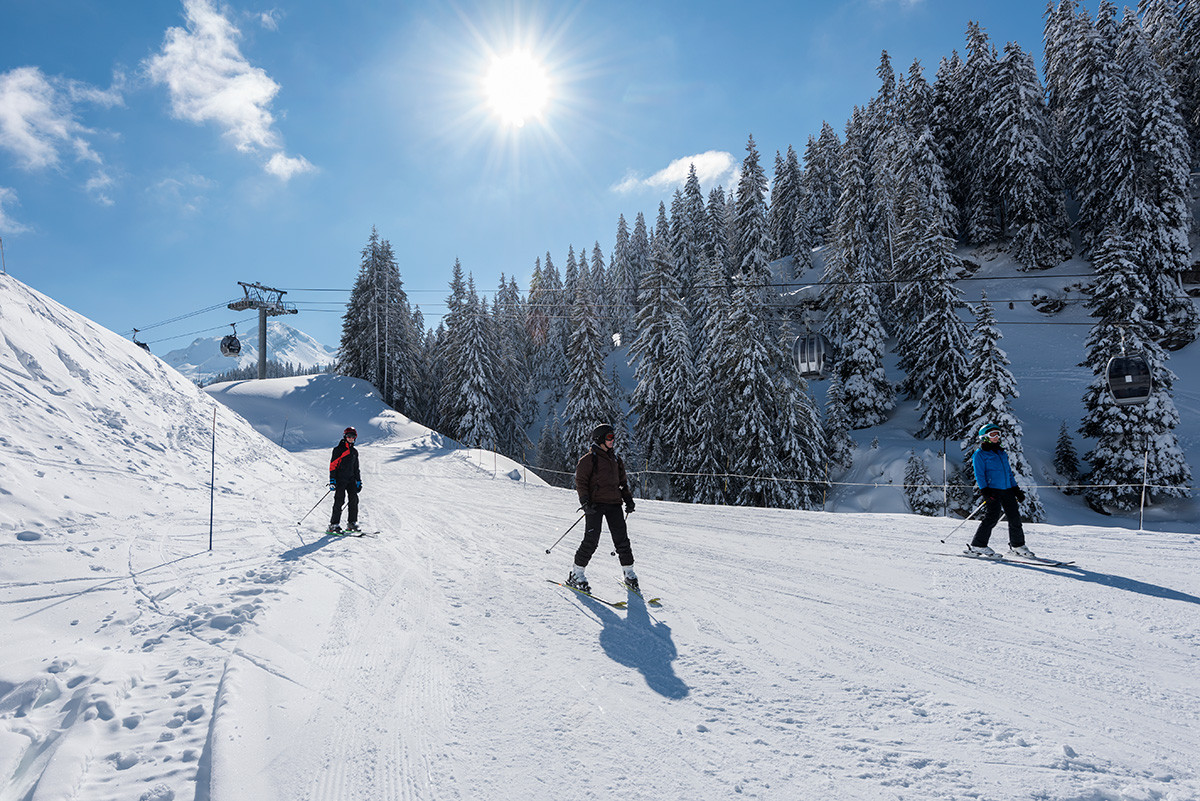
{"left": 566, "top": 423, "right": 638, "bottom": 594}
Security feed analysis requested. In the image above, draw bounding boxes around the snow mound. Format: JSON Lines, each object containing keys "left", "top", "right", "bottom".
{"left": 204, "top": 374, "right": 435, "bottom": 450}
{"left": 0, "top": 273, "right": 299, "bottom": 533}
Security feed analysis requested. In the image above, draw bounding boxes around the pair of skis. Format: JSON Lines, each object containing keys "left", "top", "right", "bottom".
{"left": 957, "top": 549, "right": 1075, "bottom": 568}
{"left": 326, "top": 529, "right": 379, "bottom": 538}
{"left": 547, "top": 579, "right": 662, "bottom": 608}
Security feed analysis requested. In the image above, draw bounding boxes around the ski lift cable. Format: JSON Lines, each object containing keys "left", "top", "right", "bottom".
{"left": 120, "top": 300, "right": 241, "bottom": 339}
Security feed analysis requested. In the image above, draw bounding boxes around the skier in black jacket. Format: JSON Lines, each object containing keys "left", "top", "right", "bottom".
{"left": 327, "top": 427, "right": 362, "bottom": 534}
{"left": 567, "top": 423, "right": 638, "bottom": 594}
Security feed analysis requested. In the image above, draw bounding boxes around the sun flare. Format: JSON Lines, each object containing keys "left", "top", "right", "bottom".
{"left": 484, "top": 50, "right": 550, "bottom": 127}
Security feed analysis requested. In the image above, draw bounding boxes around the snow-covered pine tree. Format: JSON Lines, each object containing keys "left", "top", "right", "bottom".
{"left": 1054, "top": 420, "right": 1081, "bottom": 492}
{"left": 988, "top": 41, "right": 1072, "bottom": 270}
{"left": 733, "top": 135, "right": 774, "bottom": 293}
{"left": 608, "top": 214, "right": 637, "bottom": 339}
{"left": 563, "top": 272, "right": 616, "bottom": 458}
{"left": 960, "top": 21, "right": 1002, "bottom": 244}
{"left": 1079, "top": 228, "right": 1191, "bottom": 511}
{"left": 1116, "top": 12, "right": 1199, "bottom": 349}
{"left": 435, "top": 259, "right": 469, "bottom": 438}
{"left": 534, "top": 413, "right": 571, "bottom": 489}
{"left": 802, "top": 122, "right": 842, "bottom": 247}
{"left": 722, "top": 273, "right": 797, "bottom": 509}
{"left": 629, "top": 203, "right": 694, "bottom": 499}
{"left": 893, "top": 126, "right": 956, "bottom": 383}
{"left": 867, "top": 51, "right": 903, "bottom": 292}
{"left": 823, "top": 372, "right": 855, "bottom": 471}
{"left": 493, "top": 275, "right": 532, "bottom": 461}
{"left": 336, "top": 227, "right": 420, "bottom": 414}
{"left": 824, "top": 110, "right": 894, "bottom": 429}
{"left": 957, "top": 294, "right": 1044, "bottom": 521}
{"left": 1179, "top": 0, "right": 1200, "bottom": 163}
{"left": 706, "top": 186, "right": 731, "bottom": 276}
{"left": 930, "top": 50, "right": 967, "bottom": 241}
{"left": 411, "top": 313, "right": 442, "bottom": 432}
{"left": 450, "top": 278, "right": 499, "bottom": 451}
{"left": 768, "top": 146, "right": 803, "bottom": 264}
{"left": 688, "top": 255, "right": 733, "bottom": 505}
{"left": 677, "top": 164, "right": 710, "bottom": 326}
{"left": 531, "top": 252, "right": 568, "bottom": 394}
{"left": 904, "top": 450, "right": 942, "bottom": 516}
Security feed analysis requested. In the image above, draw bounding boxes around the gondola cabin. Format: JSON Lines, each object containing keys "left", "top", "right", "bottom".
{"left": 793, "top": 332, "right": 830, "bottom": 379}
{"left": 220, "top": 332, "right": 242, "bottom": 357}
{"left": 1106, "top": 354, "right": 1152, "bottom": 406}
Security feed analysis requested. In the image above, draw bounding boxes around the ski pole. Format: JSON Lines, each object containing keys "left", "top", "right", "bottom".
{"left": 545, "top": 513, "right": 586, "bottom": 555}
{"left": 297, "top": 489, "right": 332, "bottom": 526}
{"left": 940, "top": 500, "right": 987, "bottom": 544}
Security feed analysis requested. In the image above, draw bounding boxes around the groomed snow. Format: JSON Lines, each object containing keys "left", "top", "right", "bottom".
{"left": 2, "top": 272, "right": 1199, "bottom": 800}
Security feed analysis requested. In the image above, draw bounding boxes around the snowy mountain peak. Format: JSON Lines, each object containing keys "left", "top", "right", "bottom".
{"left": 162, "top": 320, "right": 336, "bottom": 383}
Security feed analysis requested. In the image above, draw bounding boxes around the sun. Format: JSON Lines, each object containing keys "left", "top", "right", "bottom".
{"left": 484, "top": 50, "right": 550, "bottom": 127}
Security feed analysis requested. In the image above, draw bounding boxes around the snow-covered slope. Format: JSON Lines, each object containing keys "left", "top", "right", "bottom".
{"left": 2, "top": 273, "right": 1199, "bottom": 801}
{"left": 0, "top": 273, "right": 299, "bottom": 533}
{"left": 162, "top": 321, "right": 336, "bottom": 384}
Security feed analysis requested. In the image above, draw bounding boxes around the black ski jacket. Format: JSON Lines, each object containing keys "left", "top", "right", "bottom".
{"left": 329, "top": 439, "right": 361, "bottom": 489}
{"left": 575, "top": 444, "right": 632, "bottom": 506}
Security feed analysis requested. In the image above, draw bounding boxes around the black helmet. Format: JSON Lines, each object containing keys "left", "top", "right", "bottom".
{"left": 591, "top": 423, "right": 615, "bottom": 444}
{"left": 343, "top": 427, "right": 358, "bottom": 439}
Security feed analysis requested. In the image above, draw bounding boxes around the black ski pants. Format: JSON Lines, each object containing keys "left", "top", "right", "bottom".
{"left": 574, "top": 503, "right": 633, "bottom": 568}
{"left": 972, "top": 487, "right": 1025, "bottom": 548}
{"left": 330, "top": 486, "right": 358, "bottom": 526}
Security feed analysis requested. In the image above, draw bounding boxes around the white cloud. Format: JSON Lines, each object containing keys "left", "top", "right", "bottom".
{"left": 0, "top": 187, "right": 31, "bottom": 234}
{"left": 150, "top": 172, "right": 216, "bottom": 214}
{"left": 264, "top": 151, "right": 315, "bottom": 181}
{"left": 146, "top": 0, "right": 311, "bottom": 178}
{"left": 85, "top": 170, "right": 116, "bottom": 206}
{"left": 258, "top": 9, "right": 283, "bottom": 31}
{"left": 612, "top": 150, "right": 736, "bottom": 194}
{"left": 0, "top": 67, "right": 107, "bottom": 171}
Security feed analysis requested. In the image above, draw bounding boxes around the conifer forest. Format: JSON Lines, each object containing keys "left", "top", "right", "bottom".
{"left": 336, "top": 1, "right": 1200, "bottom": 517}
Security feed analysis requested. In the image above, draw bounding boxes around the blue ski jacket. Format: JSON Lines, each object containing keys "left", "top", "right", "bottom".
{"left": 972, "top": 444, "right": 1017, "bottom": 491}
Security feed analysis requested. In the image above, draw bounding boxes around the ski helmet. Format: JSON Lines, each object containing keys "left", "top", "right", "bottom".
{"left": 591, "top": 423, "right": 615, "bottom": 444}
{"left": 978, "top": 423, "right": 1001, "bottom": 441}
{"left": 344, "top": 427, "right": 358, "bottom": 439}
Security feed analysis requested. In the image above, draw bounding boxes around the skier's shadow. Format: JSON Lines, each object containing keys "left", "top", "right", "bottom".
{"left": 582, "top": 595, "right": 690, "bottom": 699}
{"left": 1011, "top": 563, "right": 1200, "bottom": 606}
{"left": 279, "top": 534, "right": 339, "bottom": 562}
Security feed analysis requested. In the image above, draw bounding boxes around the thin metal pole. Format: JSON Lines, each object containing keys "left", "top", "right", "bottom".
{"left": 258, "top": 307, "right": 268, "bottom": 380}
{"left": 940, "top": 500, "right": 987, "bottom": 544}
{"left": 545, "top": 513, "right": 586, "bottom": 555}
{"left": 209, "top": 407, "right": 216, "bottom": 551}
{"left": 1139, "top": 448, "right": 1149, "bottom": 532}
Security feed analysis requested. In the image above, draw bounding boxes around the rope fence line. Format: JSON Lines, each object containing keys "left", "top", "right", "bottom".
{"left": 520, "top": 462, "right": 1189, "bottom": 494}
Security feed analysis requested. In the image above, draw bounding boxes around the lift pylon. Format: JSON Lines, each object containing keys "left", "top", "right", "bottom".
{"left": 227, "top": 282, "right": 298, "bottom": 379}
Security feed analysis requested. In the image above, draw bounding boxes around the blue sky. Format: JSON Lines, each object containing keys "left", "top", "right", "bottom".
{"left": 1, "top": 0, "right": 1059, "bottom": 351}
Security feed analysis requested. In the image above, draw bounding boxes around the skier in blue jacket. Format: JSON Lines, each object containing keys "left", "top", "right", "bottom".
{"left": 968, "top": 423, "right": 1036, "bottom": 559}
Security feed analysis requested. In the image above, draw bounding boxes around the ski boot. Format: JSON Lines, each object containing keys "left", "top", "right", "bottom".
{"left": 565, "top": 568, "right": 591, "bottom": 595}
{"left": 326, "top": 525, "right": 344, "bottom": 536}
{"left": 622, "top": 569, "right": 640, "bottom": 594}
{"left": 346, "top": 523, "right": 361, "bottom": 533}
{"left": 1009, "top": 545, "right": 1036, "bottom": 558}
{"left": 965, "top": 544, "right": 999, "bottom": 558}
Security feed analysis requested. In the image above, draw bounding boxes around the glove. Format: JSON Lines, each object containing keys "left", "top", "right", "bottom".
{"left": 978, "top": 488, "right": 996, "bottom": 502}
{"left": 625, "top": 499, "right": 636, "bottom": 514}
{"left": 328, "top": 481, "right": 336, "bottom": 491}
{"left": 580, "top": 496, "right": 594, "bottom": 513}
{"left": 355, "top": 480, "right": 362, "bottom": 492}
{"left": 1014, "top": 487, "right": 1026, "bottom": 502}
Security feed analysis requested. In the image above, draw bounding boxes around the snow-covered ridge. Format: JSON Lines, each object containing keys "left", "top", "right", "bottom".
{"left": 0, "top": 273, "right": 300, "bottom": 533}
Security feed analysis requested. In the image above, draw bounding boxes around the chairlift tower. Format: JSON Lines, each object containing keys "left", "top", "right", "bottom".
{"left": 227, "top": 281, "right": 298, "bottom": 379}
